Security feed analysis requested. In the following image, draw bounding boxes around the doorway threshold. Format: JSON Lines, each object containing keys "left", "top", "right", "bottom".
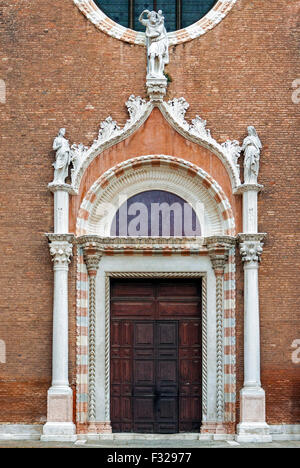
{"left": 78, "top": 433, "right": 235, "bottom": 441}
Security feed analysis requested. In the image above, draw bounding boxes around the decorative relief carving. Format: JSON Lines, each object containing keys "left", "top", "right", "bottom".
{"left": 221, "top": 140, "right": 242, "bottom": 175}
{"left": 82, "top": 247, "right": 103, "bottom": 423}
{"left": 124, "top": 95, "right": 148, "bottom": 127}
{"left": 49, "top": 96, "right": 245, "bottom": 193}
{"left": 93, "top": 117, "right": 121, "bottom": 146}
{"left": 207, "top": 236, "right": 236, "bottom": 274}
{"left": 215, "top": 271, "right": 224, "bottom": 423}
{"left": 78, "top": 235, "right": 206, "bottom": 256}
{"left": 161, "top": 100, "right": 242, "bottom": 188}
{"left": 70, "top": 143, "right": 89, "bottom": 174}
{"left": 47, "top": 234, "right": 74, "bottom": 267}
{"left": 189, "top": 115, "right": 212, "bottom": 140}
{"left": 206, "top": 236, "right": 235, "bottom": 424}
{"left": 165, "top": 97, "right": 190, "bottom": 130}
{"left": 238, "top": 234, "right": 266, "bottom": 263}
{"left": 69, "top": 96, "right": 151, "bottom": 190}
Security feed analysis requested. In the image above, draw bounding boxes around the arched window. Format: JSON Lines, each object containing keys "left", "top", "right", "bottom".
{"left": 95, "top": 1, "right": 218, "bottom": 32}
{"left": 111, "top": 190, "right": 202, "bottom": 236}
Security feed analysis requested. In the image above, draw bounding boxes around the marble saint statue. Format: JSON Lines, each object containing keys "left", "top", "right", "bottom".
{"left": 243, "top": 126, "right": 262, "bottom": 184}
{"left": 139, "top": 9, "right": 169, "bottom": 79}
{"left": 52, "top": 128, "right": 71, "bottom": 184}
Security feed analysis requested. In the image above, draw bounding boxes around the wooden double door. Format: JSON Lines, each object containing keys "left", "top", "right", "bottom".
{"left": 110, "top": 279, "right": 202, "bottom": 433}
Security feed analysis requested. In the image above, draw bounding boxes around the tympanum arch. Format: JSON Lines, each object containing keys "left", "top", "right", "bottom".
{"left": 76, "top": 154, "right": 235, "bottom": 237}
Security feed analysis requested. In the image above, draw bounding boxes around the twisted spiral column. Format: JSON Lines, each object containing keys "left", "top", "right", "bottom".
{"left": 83, "top": 247, "right": 102, "bottom": 430}
{"left": 207, "top": 236, "right": 235, "bottom": 434}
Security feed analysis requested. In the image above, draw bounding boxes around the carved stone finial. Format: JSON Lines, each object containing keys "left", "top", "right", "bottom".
{"left": 221, "top": 140, "right": 242, "bottom": 175}
{"left": 94, "top": 116, "right": 121, "bottom": 146}
{"left": 189, "top": 115, "right": 212, "bottom": 140}
{"left": 139, "top": 9, "right": 169, "bottom": 101}
{"left": 242, "top": 126, "right": 262, "bottom": 184}
{"left": 52, "top": 128, "right": 72, "bottom": 185}
{"left": 70, "top": 142, "right": 88, "bottom": 174}
{"left": 166, "top": 97, "right": 190, "bottom": 129}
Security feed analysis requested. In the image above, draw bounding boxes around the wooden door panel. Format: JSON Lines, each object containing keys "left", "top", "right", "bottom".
{"left": 134, "top": 361, "right": 155, "bottom": 386}
{"left": 134, "top": 322, "right": 154, "bottom": 347}
{"left": 159, "top": 301, "right": 200, "bottom": 317}
{"left": 111, "top": 301, "right": 154, "bottom": 318}
{"left": 110, "top": 279, "right": 202, "bottom": 433}
{"left": 158, "top": 281, "right": 200, "bottom": 298}
{"left": 157, "top": 321, "right": 178, "bottom": 346}
{"left": 134, "top": 398, "right": 155, "bottom": 420}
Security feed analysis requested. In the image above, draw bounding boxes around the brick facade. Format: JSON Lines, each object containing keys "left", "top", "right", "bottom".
{"left": 0, "top": 0, "right": 299, "bottom": 427}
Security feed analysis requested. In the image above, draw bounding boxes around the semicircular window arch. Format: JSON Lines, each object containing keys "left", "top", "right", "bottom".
{"left": 95, "top": 1, "right": 218, "bottom": 32}
{"left": 111, "top": 190, "right": 202, "bottom": 237}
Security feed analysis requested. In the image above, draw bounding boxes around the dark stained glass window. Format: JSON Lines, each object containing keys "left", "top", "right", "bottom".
{"left": 95, "top": 1, "right": 217, "bottom": 32}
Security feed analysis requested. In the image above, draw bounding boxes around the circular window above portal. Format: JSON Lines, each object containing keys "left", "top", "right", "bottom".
{"left": 74, "top": 0, "right": 238, "bottom": 45}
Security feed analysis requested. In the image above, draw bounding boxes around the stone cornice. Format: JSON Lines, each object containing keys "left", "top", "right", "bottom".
{"left": 206, "top": 236, "right": 236, "bottom": 248}
{"left": 237, "top": 233, "right": 267, "bottom": 243}
{"left": 46, "top": 233, "right": 75, "bottom": 244}
{"left": 77, "top": 235, "right": 206, "bottom": 255}
{"left": 76, "top": 235, "right": 237, "bottom": 257}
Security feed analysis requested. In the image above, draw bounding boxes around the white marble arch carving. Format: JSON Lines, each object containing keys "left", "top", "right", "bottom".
{"left": 69, "top": 95, "right": 241, "bottom": 194}
{"left": 76, "top": 154, "right": 235, "bottom": 237}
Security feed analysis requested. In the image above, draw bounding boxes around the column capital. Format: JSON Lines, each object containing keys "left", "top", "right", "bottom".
{"left": 237, "top": 233, "right": 266, "bottom": 263}
{"left": 46, "top": 234, "right": 75, "bottom": 268}
{"left": 83, "top": 245, "right": 103, "bottom": 276}
{"left": 206, "top": 236, "right": 236, "bottom": 275}
{"left": 234, "top": 183, "right": 263, "bottom": 195}
{"left": 48, "top": 182, "right": 77, "bottom": 195}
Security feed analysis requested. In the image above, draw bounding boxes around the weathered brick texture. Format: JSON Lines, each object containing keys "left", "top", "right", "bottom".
{"left": 0, "top": 0, "right": 299, "bottom": 425}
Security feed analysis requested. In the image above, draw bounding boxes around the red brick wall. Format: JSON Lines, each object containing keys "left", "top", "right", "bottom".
{"left": 0, "top": 0, "right": 299, "bottom": 425}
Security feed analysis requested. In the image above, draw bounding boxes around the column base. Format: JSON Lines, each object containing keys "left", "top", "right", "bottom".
{"left": 87, "top": 422, "right": 112, "bottom": 435}
{"left": 42, "top": 386, "right": 76, "bottom": 441}
{"left": 236, "top": 423, "right": 272, "bottom": 443}
{"left": 41, "top": 422, "right": 77, "bottom": 442}
{"left": 236, "top": 387, "right": 272, "bottom": 443}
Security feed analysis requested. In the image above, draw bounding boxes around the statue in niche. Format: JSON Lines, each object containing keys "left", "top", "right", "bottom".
{"left": 243, "top": 126, "right": 262, "bottom": 184}
{"left": 139, "top": 9, "right": 169, "bottom": 79}
{"left": 52, "top": 128, "right": 71, "bottom": 184}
